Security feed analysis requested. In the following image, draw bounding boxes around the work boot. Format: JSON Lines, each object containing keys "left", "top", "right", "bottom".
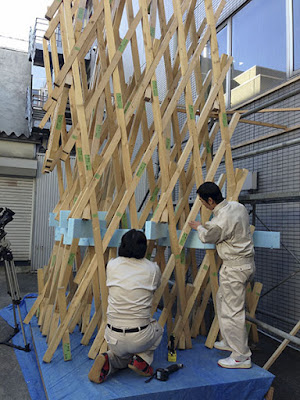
{"left": 214, "top": 340, "right": 232, "bottom": 351}
{"left": 218, "top": 356, "right": 252, "bottom": 369}
{"left": 128, "top": 355, "right": 153, "bottom": 377}
{"left": 88, "top": 353, "right": 110, "bottom": 383}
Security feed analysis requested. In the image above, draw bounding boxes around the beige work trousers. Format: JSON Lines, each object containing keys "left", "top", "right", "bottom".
{"left": 216, "top": 261, "right": 255, "bottom": 361}
{"left": 104, "top": 319, "right": 163, "bottom": 374}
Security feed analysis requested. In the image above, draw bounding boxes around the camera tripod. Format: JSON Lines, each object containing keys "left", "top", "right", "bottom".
{"left": 0, "top": 235, "right": 30, "bottom": 352}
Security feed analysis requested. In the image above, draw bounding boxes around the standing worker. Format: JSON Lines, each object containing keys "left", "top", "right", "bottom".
{"left": 189, "top": 182, "right": 255, "bottom": 369}
{"left": 88, "top": 229, "right": 163, "bottom": 383}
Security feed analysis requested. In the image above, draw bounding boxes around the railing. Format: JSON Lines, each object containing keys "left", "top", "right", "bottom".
{"left": 28, "top": 17, "right": 62, "bottom": 61}
{"left": 28, "top": 88, "right": 72, "bottom": 129}
{"left": 32, "top": 89, "right": 48, "bottom": 109}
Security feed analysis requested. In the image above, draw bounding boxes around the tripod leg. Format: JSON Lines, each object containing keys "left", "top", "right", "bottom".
{"left": 16, "top": 304, "right": 29, "bottom": 349}
{"left": 1, "top": 259, "right": 30, "bottom": 352}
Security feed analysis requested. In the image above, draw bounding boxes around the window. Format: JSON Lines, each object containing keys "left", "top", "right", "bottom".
{"left": 293, "top": 0, "right": 300, "bottom": 71}
{"left": 230, "top": 0, "right": 286, "bottom": 106}
{"left": 217, "top": 25, "right": 228, "bottom": 58}
{"left": 199, "top": 26, "right": 228, "bottom": 94}
{"left": 31, "top": 65, "right": 48, "bottom": 108}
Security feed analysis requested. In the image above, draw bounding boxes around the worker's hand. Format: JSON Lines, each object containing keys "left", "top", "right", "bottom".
{"left": 189, "top": 221, "right": 201, "bottom": 230}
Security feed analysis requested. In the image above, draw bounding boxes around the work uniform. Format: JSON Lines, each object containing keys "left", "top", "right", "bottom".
{"left": 197, "top": 199, "right": 255, "bottom": 361}
{"left": 105, "top": 256, "right": 163, "bottom": 374}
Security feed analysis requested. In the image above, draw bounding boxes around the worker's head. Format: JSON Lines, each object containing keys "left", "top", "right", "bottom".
{"left": 196, "top": 182, "right": 224, "bottom": 210}
{"left": 118, "top": 229, "right": 147, "bottom": 259}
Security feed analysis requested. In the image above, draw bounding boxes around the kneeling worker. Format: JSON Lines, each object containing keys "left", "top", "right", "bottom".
{"left": 189, "top": 182, "right": 255, "bottom": 369}
{"left": 89, "top": 229, "right": 163, "bottom": 383}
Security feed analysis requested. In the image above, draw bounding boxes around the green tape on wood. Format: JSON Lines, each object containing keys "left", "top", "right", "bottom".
{"left": 212, "top": 272, "right": 217, "bottom": 276}
{"left": 180, "top": 251, "right": 185, "bottom": 264}
{"left": 150, "top": 187, "right": 159, "bottom": 202}
{"left": 56, "top": 114, "right": 63, "bottom": 130}
{"left": 146, "top": 253, "right": 152, "bottom": 260}
{"left": 121, "top": 213, "right": 128, "bottom": 228}
{"left": 222, "top": 113, "right": 228, "bottom": 127}
{"left": 256, "top": 292, "right": 260, "bottom": 296}
{"left": 152, "top": 80, "right": 158, "bottom": 97}
{"left": 73, "top": 196, "right": 78, "bottom": 204}
{"left": 118, "top": 38, "right": 128, "bottom": 53}
{"left": 116, "top": 212, "right": 122, "bottom": 218}
{"left": 206, "top": 140, "right": 211, "bottom": 153}
{"left": 246, "top": 322, "right": 251, "bottom": 332}
{"left": 75, "top": 46, "right": 80, "bottom": 51}
{"left": 116, "top": 93, "right": 123, "bottom": 109}
{"left": 175, "top": 254, "right": 181, "bottom": 259}
{"left": 77, "top": 7, "right": 84, "bottom": 20}
{"left": 72, "top": 134, "right": 78, "bottom": 140}
{"left": 203, "top": 264, "right": 209, "bottom": 270}
{"left": 175, "top": 199, "right": 182, "bottom": 213}
{"left": 247, "top": 287, "right": 251, "bottom": 293}
{"left": 51, "top": 255, "right": 56, "bottom": 267}
{"left": 179, "top": 232, "right": 188, "bottom": 246}
{"left": 152, "top": 204, "right": 159, "bottom": 218}
{"left": 150, "top": 26, "right": 155, "bottom": 38}
{"left": 84, "top": 155, "right": 92, "bottom": 171}
{"left": 124, "top": 101, "right": 131, "bottom": 114}
{"left": 188, "top": 105, "right": 195, "bottom": 120}
{"left": 166, "top": 137, "right": 171, "bottom": 150}
{"left": 63, "top": 343, "right": 71, "bottom": 361}
{"left": 77, "top": 148, "right": 83, "bottom": 162}
{"left": 95, "top": 124, "right": 102, "bottom": 138}
{"left": 68, "top": 253, "right": 75, "bottom": 266}
{"left": 92, "top": 213, "right": 98, "bottom": 218}
{"left": 136, "top": 162, "right": 146, "bottom": 177}
{"left": 94, "top": 173, "right": 100, "bottom": 180}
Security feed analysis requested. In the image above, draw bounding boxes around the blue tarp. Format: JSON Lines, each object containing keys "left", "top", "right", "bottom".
{"left": 1, "top": 296, "right": 274, "bottom": 400}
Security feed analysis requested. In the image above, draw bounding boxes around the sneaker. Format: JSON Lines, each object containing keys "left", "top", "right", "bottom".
{"left": 214, "top": 340, "right": 232, "bottom": 351}
{"left": 128, "top": 355, "right": 154, "bottom": 377}
{"left": 218, "top": 356, "right": 252, "bottom": 369}
{"left": 88, "top": 353, "right": 110, "bottom": 383}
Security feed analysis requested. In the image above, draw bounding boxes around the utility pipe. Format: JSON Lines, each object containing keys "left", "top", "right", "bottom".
{"left": 232, "top": 137, "right": 300, "bottom": 161}
{"left": 239, "top": 88, "right": 300, "bottom": 119}
{"left": 246, "top": 315, "right": 300, "bottom": 346}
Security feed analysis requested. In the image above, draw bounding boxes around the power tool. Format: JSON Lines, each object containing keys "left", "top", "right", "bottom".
{"left": 145, "top": 363, "right": 184, "bottom": 383}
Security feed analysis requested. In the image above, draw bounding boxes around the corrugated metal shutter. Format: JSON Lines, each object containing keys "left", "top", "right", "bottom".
{"left": 0, "top": 176, "right": 34, "bottom": 260}
{"left": 31, "top": 153, "right": 76, "bottom": 271}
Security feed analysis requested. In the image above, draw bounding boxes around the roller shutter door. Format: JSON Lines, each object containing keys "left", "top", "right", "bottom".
{"left": 0, "top": 176, "right": 34, "bottom": 261}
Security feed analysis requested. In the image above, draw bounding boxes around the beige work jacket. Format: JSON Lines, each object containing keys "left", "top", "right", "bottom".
{"left": 197, "top": 199, "right": 254, "bottom": 265}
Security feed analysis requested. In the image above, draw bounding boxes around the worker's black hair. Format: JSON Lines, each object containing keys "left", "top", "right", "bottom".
{"left": 196, "top": 182, "right": 224, "bottom": 204}
{"left": 118, "top": 229, "right": 147, "bottom": 259}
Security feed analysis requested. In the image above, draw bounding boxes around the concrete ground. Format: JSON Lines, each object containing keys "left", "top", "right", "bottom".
{"left": 0, "top": 268, "right": 299, "bottom": 400}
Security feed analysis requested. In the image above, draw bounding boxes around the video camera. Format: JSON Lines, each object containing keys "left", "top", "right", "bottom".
{"left": 0, "top": 208, "right": 15, "bottom": 241}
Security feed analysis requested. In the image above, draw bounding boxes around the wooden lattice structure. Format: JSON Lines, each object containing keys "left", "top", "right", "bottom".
{"left": 24, "top": 0, "right": 258, "bottom": 363}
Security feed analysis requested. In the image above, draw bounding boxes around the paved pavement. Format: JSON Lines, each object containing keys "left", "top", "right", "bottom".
{"left": 0, "top": 268, "right": 299, "bottom": 400}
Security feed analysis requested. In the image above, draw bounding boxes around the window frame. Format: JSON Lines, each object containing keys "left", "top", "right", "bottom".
{"left": 217, "top": 0, "right": 299, "bottom": 107}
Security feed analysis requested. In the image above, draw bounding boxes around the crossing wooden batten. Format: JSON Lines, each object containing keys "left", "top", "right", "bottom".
{"left": 24, "top": 0, "right": 271, "bottom": 364}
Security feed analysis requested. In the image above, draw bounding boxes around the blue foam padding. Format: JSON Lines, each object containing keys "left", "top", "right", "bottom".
{"left": 253, "top": 231, "right": 280, "bottom": 249}
{"left": 49, "top": 213, "right": 59, "bottom": 227}
{"left": 1, "top": 297, "right": 274, "bottom": 400}
{"left": 145, "top": 221, "right": 280, "bottom": 250}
